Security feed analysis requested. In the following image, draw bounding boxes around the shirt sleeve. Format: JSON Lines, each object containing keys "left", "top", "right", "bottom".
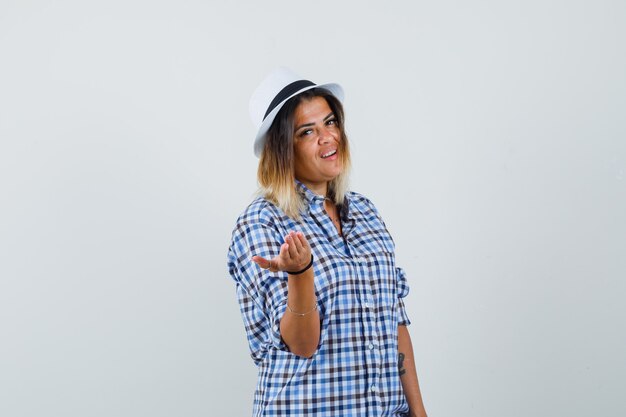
{"left": 395, "top": 266, "right": 412, "bottom": 326}
{"left": 227, "top": 210, "right": 290, "bottom": 364}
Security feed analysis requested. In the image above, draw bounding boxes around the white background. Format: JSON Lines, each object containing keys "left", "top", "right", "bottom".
{"left": 1, "top": 1, "right": 625, "bottom": 416}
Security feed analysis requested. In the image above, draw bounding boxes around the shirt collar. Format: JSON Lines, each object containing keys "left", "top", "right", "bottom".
{"left": 295, "top": 180, "right": 355, "bottom": 221}
{"left": 295, "top": 180, "right": 326, "bottom": 206}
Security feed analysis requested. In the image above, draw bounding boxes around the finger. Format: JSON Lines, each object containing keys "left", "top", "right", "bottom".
{"left": 278, "top": 242, "right": 291, "bottom": 262}
{"left": 267, "top": 258, "right": 276, "bottom": 272}
{"left": 294, "top": 233, "right": 311, "bottom": 261}
{"left": 251, "top": 255, "right": 271, "bottom": 270}
{"left": 285, "top": 233, "right": 299, "bottom": 259}
{"left": 291, "top": 232, "right": 306, "bottom": 253}
{"left": 296, "top": 231, "right": 310, "bottom": 249}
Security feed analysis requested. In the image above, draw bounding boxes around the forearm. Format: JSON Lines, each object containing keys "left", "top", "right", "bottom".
{"left": 279, "top": 267, "right": 320, "bottom": 357}
{"left": 398, "top": 324, "right": 427, "bottom": 417}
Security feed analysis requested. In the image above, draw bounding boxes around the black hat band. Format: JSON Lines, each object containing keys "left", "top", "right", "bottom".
{"left": 263, "top": 79, "right": 315, "bottom": 120}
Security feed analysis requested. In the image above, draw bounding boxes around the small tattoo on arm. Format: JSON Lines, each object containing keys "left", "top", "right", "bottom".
{"left": 398, "top": 352, "right": 406, "bottom": 376}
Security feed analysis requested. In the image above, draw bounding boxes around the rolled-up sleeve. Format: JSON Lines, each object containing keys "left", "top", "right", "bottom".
{"left": 396, "top": 266, "right": 411, "bottom": 325}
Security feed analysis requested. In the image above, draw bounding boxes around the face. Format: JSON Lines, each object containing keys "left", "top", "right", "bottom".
{"left": 293, "top": 96, "right": 343, "bottom": 195}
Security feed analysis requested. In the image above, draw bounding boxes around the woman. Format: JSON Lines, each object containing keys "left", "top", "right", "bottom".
{"left": 227, "top": 67, "right": 427, "bottom": 417}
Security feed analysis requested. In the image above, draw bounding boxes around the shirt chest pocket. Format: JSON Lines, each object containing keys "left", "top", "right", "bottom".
{"left": 360, "top": 249, "right": 397, "bottom": 308}
{"left": 309, "top": 229, "right": 397, "bottom": 311}
{"left": 348, "top": 231, "right": 398, "bottom": 308}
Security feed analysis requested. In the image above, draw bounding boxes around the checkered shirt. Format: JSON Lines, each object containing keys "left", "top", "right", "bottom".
{"left": 227, "top": 182, "right": 411, "bottom": 416}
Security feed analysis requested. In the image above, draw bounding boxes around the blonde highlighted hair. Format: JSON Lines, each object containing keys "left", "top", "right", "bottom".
{"left": 258, "top": 88, "right": 351, "bottom": 220}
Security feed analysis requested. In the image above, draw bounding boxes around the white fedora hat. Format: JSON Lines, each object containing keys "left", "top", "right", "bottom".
{"left": 249, "top": 67, "right": 344, "bottom": 157}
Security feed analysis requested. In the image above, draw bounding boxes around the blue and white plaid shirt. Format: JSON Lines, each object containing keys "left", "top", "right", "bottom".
{"left": 228, "top": 182, "right": 411, "bottom": 416}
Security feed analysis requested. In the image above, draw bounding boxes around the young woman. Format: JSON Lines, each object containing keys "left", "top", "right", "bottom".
{"left": 228, "top": 68, "right": 427, "bottom": 417}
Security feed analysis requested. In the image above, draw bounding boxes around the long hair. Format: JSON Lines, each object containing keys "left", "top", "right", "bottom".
{"left": 258, "top": 88, "right": 351, "bottom": 220}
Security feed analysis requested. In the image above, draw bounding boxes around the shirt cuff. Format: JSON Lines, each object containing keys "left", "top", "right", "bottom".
{"left": 396, "top": 266, "right": 411, "bottom": 325}
{"left": 397, "top": 297, "right": 411, "bottom": 326}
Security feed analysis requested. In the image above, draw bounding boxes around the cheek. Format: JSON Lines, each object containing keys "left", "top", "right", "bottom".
{"left": 293, "top": 145, "right": 310, "bottom": 175}
{"left": 295, "top": 143, "right": 314, "bottom": 162}
{"left": 293, "top": 145, "right": 304, "bottom": 164}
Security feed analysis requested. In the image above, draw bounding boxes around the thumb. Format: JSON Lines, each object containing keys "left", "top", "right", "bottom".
{"left": 252, "top": 255, "right": 272, "bottom": 270}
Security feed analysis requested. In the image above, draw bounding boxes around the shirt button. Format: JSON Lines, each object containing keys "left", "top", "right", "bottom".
{"left": 368, "top": 343, "right": 375, "bottom": 350}
{"left": 371, "top": 384, "right": 377, "bottom": 393}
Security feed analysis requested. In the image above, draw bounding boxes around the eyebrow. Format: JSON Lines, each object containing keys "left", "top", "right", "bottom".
{"left": 295, "top": 112, "right": 335, "bottom": 132}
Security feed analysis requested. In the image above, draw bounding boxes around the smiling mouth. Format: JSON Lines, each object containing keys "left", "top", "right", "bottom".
{"left": 321, "top": 149, "right": 337, "bottom": 159}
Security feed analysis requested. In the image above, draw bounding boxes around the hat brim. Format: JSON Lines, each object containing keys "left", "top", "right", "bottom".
{"left": 253, "top": 83, "right": 344, "bottom": 157}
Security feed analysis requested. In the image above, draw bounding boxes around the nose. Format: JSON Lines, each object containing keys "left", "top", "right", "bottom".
{"left": 318, "top": 126, "right": 334, "bottom": 144}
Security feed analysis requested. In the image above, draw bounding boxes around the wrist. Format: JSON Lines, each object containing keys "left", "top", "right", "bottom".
{"left": 286, "top": 254, "right": 314, "bottom": 275}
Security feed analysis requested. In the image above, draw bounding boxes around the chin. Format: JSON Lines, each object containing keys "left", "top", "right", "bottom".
{"left": 324, "top": 165, "right": 343, "bottom": 178}
{"left": 326, "top": 172, "right": 342, "bottom": 182}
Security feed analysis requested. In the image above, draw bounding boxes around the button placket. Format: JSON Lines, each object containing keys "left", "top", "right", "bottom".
{"left": 351, "top": 250, "right": 384, "bottom": 404}
{"left": 364, "top": 314, "right": 381, "bottom": 400}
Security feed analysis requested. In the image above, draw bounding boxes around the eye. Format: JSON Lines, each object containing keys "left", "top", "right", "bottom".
{"left": 299, "top": 128, "right": 313, "bottom": 137}
{"left": 326, "top": 118, "right": 338, "bottom": 127}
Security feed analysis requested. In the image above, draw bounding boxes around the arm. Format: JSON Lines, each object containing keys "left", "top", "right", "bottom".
{"left": 398, "top": 324, "right": 428, "bottom": 417}
{"left": 252, "top": 231, "right": 320, "bottom": 358}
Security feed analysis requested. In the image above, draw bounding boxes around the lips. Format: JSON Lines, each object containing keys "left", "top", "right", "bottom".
{"left": 321, "top": 149, "right": 337, "bottom": 159}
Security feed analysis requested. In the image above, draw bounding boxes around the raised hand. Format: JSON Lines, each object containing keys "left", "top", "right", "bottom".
{"left": 252, "top": 231, "right": 312, "bottom": 274}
